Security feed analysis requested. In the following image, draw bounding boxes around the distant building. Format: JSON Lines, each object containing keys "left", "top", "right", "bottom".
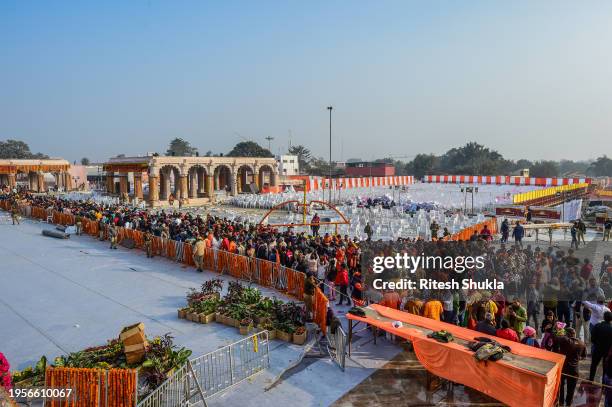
{"left": 345, "top": 161, "right": 395, "bottom": 177}
{"left": 277, "top": 155, "right": 299, "bottom": 176}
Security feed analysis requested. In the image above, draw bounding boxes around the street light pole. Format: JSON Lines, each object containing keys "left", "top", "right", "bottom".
{"left": 327, "top": 106, "right": 333, "bottom": 203}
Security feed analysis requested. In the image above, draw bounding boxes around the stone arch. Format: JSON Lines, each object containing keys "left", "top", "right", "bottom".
{"left": 236, "top": 164, "right": 255, "bottom": 193}
{"left": 158, "top": 165, "right": 181, "bottom": 201}
{"left": 257, "top": 164, "right": 277, "bottom": 190}
{"left": 187, "top": 164, "right": 209, "bottom": 198}
{"left": 213, "top": 164, "right": 233, "bottom": 193}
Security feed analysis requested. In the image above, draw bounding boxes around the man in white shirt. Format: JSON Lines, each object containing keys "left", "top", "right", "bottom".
{"left": 583, "top": 295, "right": 611, "bottom": 328}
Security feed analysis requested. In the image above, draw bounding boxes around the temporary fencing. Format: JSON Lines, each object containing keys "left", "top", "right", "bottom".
{"left": 512, "top": 183, "right": 589, "bottom": 206}
{"left": 326, "top": 325, "right": 347, "bottom": 371}
{"left": 443, "top": 217, "right": 498, "bottom": 241}
{"left": 1, "top": 203, "right": 329, "bottom": 335}
{"left": 136, "top": 331, "right": 270, "bottom": 407}
{"left": 44, "top": 367, "right": 138, "bottom": 407}
{"left": 424, "top": 174, "right": 591, "bottom": 186}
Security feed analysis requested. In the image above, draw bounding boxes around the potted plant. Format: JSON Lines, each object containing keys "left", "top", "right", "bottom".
{"left": 274, "top": 321, "right": 295, "bottom": 342}
{"left": 187, "top": 308, "right": 200, "bottom": 322}
{"left": 292, "top": 326, "right": 307, "bottom": 345}
{"left": 260, "top": 321, "right": 276, "bottom": 340}
{"left": 239, "top": 318, "right": 253, "bottom": 335}
{"left": 197, "top": 298, "right": 219, "bottom": 324}
{"left": 177, "top": 307, "right": 190, "bottom": 319}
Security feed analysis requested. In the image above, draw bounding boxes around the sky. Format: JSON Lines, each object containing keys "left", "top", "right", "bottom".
{"left": 1, "top": 1, "right": 611, "bottom": 163}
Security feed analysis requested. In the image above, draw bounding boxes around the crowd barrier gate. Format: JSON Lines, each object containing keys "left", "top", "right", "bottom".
{"left": 136, "top": 331, "right": 270, "bottom": 407}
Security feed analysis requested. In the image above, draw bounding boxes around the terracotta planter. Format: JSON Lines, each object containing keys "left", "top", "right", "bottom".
{"left": 199, "top": 313, "right": 215, "bottom": 324}
{"left": 215, "top": 313, "right": 225, "bottom": 324}
{"left": 239, "top": 325, "right": 252, "bottom": 335}
{"left": 178, "top": 308, "right": 188, "bottom": 319}
{"left": 266, "top": 329, "right": 276, "bottom": 340}
{"left": 292, "top": 330, "right": 306, "bottom": 345}
{"left": 275, "top": 330, "right": 292, "bottom": 342}
{"left": 188, "top": 312, "right": 200, "bottom": 322}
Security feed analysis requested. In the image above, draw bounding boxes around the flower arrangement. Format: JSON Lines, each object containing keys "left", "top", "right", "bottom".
{"left": 239, "top": 318, "right": 253, "bottom": 327}
{"left": 10, "top": 333, "right": 192, "bottom": 398}
{"left": 0, "top": 352, "right": 12, "bottom": 390}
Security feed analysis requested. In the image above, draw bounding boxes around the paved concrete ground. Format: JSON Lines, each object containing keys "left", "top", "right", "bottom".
{"left": 0, "top": 216, "right": 305, "bottom": 373}
{"left": 0, "top": 217, "right": 400, "bottom": 407}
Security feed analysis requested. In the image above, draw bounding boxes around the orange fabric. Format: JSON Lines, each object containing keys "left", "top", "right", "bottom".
{"left": 45, "top": 367, "right": 137, "bottom": 407}
{"left": 183, "top": 242, "right": 195, "bottom": 266}
{"left": 313, "top": 287, "right": 328, "bottom": 336}
{"left": 445, "top": 217, "right": 498, "bottom": 241}
{"left": 259, "top": 260, "right": 273, "bottom": 287}
{"left": 346, "top": 304, "right": 564, "bottom": 407}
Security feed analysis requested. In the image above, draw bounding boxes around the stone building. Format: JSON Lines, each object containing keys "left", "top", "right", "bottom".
{"left": 103, "top": 155, "right": 279, "bottom": 206}
{"left": 0, "top": 159, "right": 72, "bottom": 191}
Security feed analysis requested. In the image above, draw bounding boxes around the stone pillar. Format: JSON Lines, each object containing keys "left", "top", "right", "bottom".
{"left": 119, "top": 174, "right": 128, "bottom": 195}
{"left": 271, "top": 171, "right": 278, "bottom": 187}
{"left": 106, "top": 172, "right": 115, "bottom": 194}
{"left": 134, "top": 173, "right": 143, "bottom": 199}
{"left": 148, "top": 175, "right": 159, "bottom": 206}
{"left": 207, "top": 175, "right": 214, "bottom": 201}
{"left": 230, "top": 172, "right": 237, "bottom": 196}
{"left": 29, "top": 172, "right": 37, "bottom": 191}
{"left": 179, "top": 175, "right": 188, "bottom": 200}
{"left": 65, "top": 172, "right": 73, "bottom": 191}
{"left": 197, "top": 170, "right": 205, "bottom": 195}
{"left": 8, "top": 173, "right": 17, "bottom": 189}
{"left": 189, "top": 173, "right": 197, "bottom": 198}
{"left": 37, "top": 172, "right": 46, "bottom": 192}
{"left": 159, "top": 171, "right": 168, "bottom": 200}
{"left": 254, "top": 169, "right": 260, "bottom": 189}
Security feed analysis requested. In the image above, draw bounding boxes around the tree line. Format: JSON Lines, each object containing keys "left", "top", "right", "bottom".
{"left": 3, "top": 138, "right": 611, "bottom": 178}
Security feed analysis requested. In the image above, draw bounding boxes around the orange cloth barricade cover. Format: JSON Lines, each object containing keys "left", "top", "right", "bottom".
{"left": 346, "top": 304, "right": 564, "bottom": 407}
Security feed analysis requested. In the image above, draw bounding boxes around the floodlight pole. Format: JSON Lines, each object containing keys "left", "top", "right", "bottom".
{"left": 327, "top": 106, "right": 333, "bottom": 204}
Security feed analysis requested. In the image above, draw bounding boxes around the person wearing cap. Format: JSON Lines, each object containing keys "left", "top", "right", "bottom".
{"left": 553, "top": 327, "right": 586, "bottom": 406}
{"left": 475, "top": 312, "right": 497, "bottom": 336}
{"left": 193, "top": 235, "right": 206, "bottom": 272}
{"left": 521, "top": 326, "right": 540, "bottom": 347}
{"left": 507, "top": 297, "right": 527, "bottom": 336}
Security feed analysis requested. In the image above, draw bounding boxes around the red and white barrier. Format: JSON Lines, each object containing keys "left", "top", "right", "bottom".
{"left": 424, "top": 175, "right": 590, "bottom": 186}
{"left": 290, "top": 175, "right": 415, "bottom": 192}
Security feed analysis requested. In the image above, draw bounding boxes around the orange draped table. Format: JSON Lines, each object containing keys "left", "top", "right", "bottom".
{"left": 346, "top": 304, "right": 564, "bottom": 407}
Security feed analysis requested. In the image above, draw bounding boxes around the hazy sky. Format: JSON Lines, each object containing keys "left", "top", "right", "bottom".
{"left": 1, "top": 1, "right": 611, "bottom": 163}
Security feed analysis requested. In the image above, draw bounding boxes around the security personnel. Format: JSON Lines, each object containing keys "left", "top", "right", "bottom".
{"left": 144, "top": 232, "right": 154, "bottom": 258}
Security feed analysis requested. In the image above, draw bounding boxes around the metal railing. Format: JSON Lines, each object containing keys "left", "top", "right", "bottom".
{"left": 137, "top": 331, "right": 270, "bottom": 407}
{"left": 326, "top": 326, "right": 347, "bottom": 371}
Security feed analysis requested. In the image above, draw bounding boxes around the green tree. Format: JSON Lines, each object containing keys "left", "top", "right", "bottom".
{"left": 587, "top": 155, "right": 612, "bottom": 176}
{"left": 0, "top": 139, "right": 48, "bottom": 159}
{"left": 80, "top": 157, "right": 90, "bottom": 165}
{"left": 407, "top": 154, "right": 438, "bottom": 179}
{"left": 530, "top": 160, "right": 560, "bottom": 178}
{"left": 288, "top": 145, "right": 312, "bottom": 172}
{"left": 166, "top": 138, "right": 198, "bottom": 156}
{"left": 227, "top": 141, "right": 273, "bottom": 157}
{"left": 438, "top": 142, "right": 510, "bottom": 174}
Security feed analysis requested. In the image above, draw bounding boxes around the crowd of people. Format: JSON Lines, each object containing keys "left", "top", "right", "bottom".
{"left": 2, "top": 186, "right": 612, "bottom": 405}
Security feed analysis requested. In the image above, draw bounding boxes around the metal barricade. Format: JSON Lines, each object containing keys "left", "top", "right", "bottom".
{"left": 326, "top": 326, "right": 347, "bottom": 371}
{"left": 137, "top": 331, "right": 270, "bottom": 407}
